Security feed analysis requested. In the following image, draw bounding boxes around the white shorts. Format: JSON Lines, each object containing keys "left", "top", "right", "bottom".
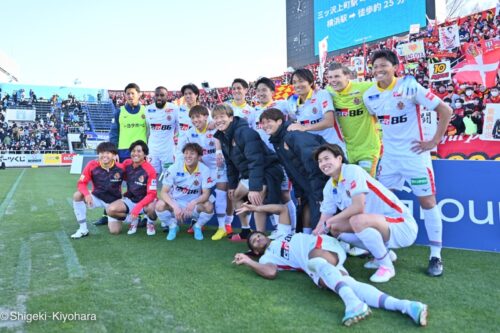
{"left": 377, "top": 154, "right": 436, "bottom": 197}
{"left": 122, "top": 197, "right": 146, "bottom": 216}
{"left": 149, "top": 154, "right": 174, "bottom": 175}
{"left": 240, "top": 175, "right": 289, "bottom": 192}
{"left": 386, "top": 213, "right": 418, "bottom": 249}
{"left": 88, "top": 194, "right": 109, "bottom": 209}
{"left": 308, "top": 235, "right": 347, "bottom": 286}
{"left": 211, "top": 164, "right": 228, "bottom": 184}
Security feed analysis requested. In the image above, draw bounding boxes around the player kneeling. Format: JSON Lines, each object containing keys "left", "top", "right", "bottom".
{"left": 155, "top": 143, "right": 214, "bottom": 241}
{"left": 313, "top": 144, "right": 418, "bottom": 283}
{"left": 106, "top": 140, "right": 158, "bottom": 236}
{"left": 71, "top": 142, "right": 124, "bottom": 239}
{"left": 233, "top": 204, "right": 427, "bottom": 327}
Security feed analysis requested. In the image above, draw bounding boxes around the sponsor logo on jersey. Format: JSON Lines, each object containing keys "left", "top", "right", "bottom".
{"left": 255, "top": 121, "right": 263, "bottom": 129}
{"left": 300, "top": 119, "right": 321, "bottom": 125}
{"left": 166, "top": 108, "right": 174, "bottom": 113}
{"left": 147, "top": 108, "right": 156, "bottom": 113}
{"left": 191, "top": 133, "right": 199, "bottom": 138}
{"left": 411, "top": 177, "right": 429, "bottom": 185}
{"left": 150, "top": 179, "right": 157, "bottom": 190}
{"left": 311, "top": 98, "right": 317, "bottom": 104}
{"left": 425, "top": 92, "right": 436, "bottom": 101}
{"left": 368, "top": 94, "right": 380, "bottom": 101}
{"left": 176, "top": 172, "right": 185, "bottom": 176}
{"left": 180, "top": 123, "right": 190, "bottom": 131}
{"left": 336, "top": 108, "right": 349, "bottom": 117}
{"left": 175, "top": 186, "right": 199, "bottom": 195}
{"left": 151, "top": 124, "right": 172, "bottom": 130}
{"left": 243, "top": 109, "right": 251, "bottom": 115}
{"left": 203, "top": 148, "right": 216, "bottom": 155}
{"left": 378, "top": 115, "right": 407, "bottom": 125}
{"left": 206, "top": 133, "right": 213, "bottom": 138}
{"left": 332, "top": 188, "right": 337, "bottom": 195}
{"left": 393, "top": 92, "right": 402, "bottom": 97}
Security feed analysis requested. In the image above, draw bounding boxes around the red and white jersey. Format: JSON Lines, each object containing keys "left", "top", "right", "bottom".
{"left": 145, "top": 102, "right": 179, "bottom": 157}
{"left": 226, "top": 100, "right": 255, "bottom": 124}
{"left": 177, "top": 105, "right": 194, "bottom": 142}
{"left": 289, "top": 89, "right": 344, "bottom": 146}
{"left": 320, "top": 164, "right": 411, "bottom": 221}
{"left": 253, "top": 100, "right": 291, "bottom": 150}
{"left": 259, "top": 233, "right": 319, "bottom": 273}
{"left": 176, "top": 126, "right": 218, "bottom": 169}
{"left": 363, "top": 78, "right": 441, "bottom": 159}
{"left": 162, "top": 161, "right": 213, "bottom": 202}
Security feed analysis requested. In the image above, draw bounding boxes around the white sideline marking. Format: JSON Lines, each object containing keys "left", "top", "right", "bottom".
{"left": 0, "top": 241, "right": 31, "bottom": 330}
{"left": 55, "top": 231, "right": 84, "bottom": 278}
{"left": 46, "top": 198, "right": 55, "bottom": 206}
{"left": 30, "top": 205, "right": 38, "bottom": 212}
{"left": 0, "top": 169, "right": 25, "bottom": 220}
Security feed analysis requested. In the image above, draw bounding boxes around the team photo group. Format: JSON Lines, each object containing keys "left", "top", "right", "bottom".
{"left": 70, "top": 49, "right": 453, "bottom": 327}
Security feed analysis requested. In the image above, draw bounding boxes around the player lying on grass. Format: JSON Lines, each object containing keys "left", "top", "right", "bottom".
{"left": 105, "top": 140, "right": 158, "bottom": 236}
{"left": 232, "top": 203, "right": 427, "bottom": 327}
{"left": 155, "top": 142, "right": 214, "bottom": 241}
{"left": 71, "top": 142, "right": 124, "bottom": 239}
{"left": 312, "top": 143, "right": 418, "bottom": 283}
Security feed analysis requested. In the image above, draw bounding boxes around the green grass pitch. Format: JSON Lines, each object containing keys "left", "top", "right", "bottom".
{"left": 0, "top": 167, "right": 499, "bottom": 332}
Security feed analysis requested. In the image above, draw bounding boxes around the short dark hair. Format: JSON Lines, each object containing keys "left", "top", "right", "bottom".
{"left": 327, "top": 62, "right": 351, "bottom": 76}
{"left": 189, "top": 105, "right": 209, "bottom": 118}
{"left": 155, "top": 86, "right": 168, "bottom": 92}
{"left": 181, "top": 84, "right": 200, "bottom": 96}
{"left": 255, "top": 77, "right": 275, "bottom": 92}
{"left": 96, "top": 141, "right": 118, "bottom": 155}
{"left": 260, "top": 108, "right": 285, "bottom": 123}
{"left": 129, "top": 140, "right": 149, "bottom": 156}
{"left": 291, "top": 68, "right": 314, "bottom": 86}
{"left": 232, "top": 78, "right": 249, "bottom": 89}
{"left": 313, "top": 143, "right": 347, "bottom": 163}
{"left": 124, "top": 83, "right": 141, "bottom": 93}
{"left": 182, "top": 142, "right": 203, "bottom": 156}
{"left": 247, "top": 231, "right": 267, "bottom": 255}
{"left": 371, "top": 49, "right": 399, "bottom": 66}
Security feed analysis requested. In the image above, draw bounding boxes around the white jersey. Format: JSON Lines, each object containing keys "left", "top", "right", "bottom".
{"left": 177, "top": 105, "right": 194, "bottom": 142}
{"left": 226, "top": 100, "right": 255, "bottom": 125}
{"left": 363, "top": 78, "right": 440, "bottom": 159}
{"left": 253, "top": 100, "right": 291, "bottom": 150}
{"left": 162, "top": 161, "right": 214, "bottom": 202}
{"left": 145, "top": 102, "right": 179, "bottom": 157}
{"left": 320, "top": 164, "right": 411, "bottom": 221}
{"left": 176, "top": 126, "right": 218, "bottom": 169}
{"left": 288, "top": 89, "right": 344, "bottom": 146}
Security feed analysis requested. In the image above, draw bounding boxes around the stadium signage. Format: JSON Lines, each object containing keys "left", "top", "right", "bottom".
{"left": 0, "top": 153, "right": 71, "bottom": 167}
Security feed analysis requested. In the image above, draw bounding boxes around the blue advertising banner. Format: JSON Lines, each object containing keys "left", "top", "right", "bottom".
{"left": 395, "top": 160, "right": 500, "bottom": 252}
{"left": 314, "top": 0, "right": 426, "bottom": 53}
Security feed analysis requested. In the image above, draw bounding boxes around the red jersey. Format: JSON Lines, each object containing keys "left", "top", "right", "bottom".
{"left": 77, "top": 160, "right": 125, "bottom": 203}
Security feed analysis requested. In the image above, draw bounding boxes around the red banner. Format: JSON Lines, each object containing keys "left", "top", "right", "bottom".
{"left": 435, "top": 135, "right": 500, "bottom": 160}
{"left": 61, "top": 153, "right": 77, "bottom": 164}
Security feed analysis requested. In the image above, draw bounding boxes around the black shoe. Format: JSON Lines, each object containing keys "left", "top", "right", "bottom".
{"left": 94, "top": 215, "right": 108, "bottom": 226}
{"left": 427, "top": 257, "right": 443, "bottom": 277}
{"left": 137, "top": 217, "right": 147, "bottom": 228}
{"left": 162, "top": 226, "right": 170, "bottom": 233}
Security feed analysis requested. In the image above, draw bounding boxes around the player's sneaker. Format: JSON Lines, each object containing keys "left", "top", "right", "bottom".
{"left": 364, "top": 250, "right": 398, "bottom": 269}
{"left": 166, "top": 226, "right": 179, "bottom": 241}
{"left": 70, "top": 229, "right": 89, "bottom": 239}
{"left": 348, "top": 246, "right": 369, "bottom": 257}
{"left": 342, "top": 302, "right": 371, "bottom": 327}
{"left": 407, "top": 302, "right": 428, "bottom": 326}
{"left": 225, "top": 224, "right": 233, "bottom": 235}
{"left": 146, "top": 223, "right": 156, "bottom": 236}
{"left": 427, "top": 257, "right": 443, "bottom": 277}
{"left": 187, "top": 219, "right": 197, "bottom": 234}
{"left": 127, "top": 224, "right": 138, "bottom": 235}
{"left": 93, "top": 215, "right": 108, "bottom": 226}
{"left": 370, "top": 265, "right": 395, "bottom": 283}
{"left": 229, "top": 230, "right": 251, "bottom": 242}
{"left": 211, "top": 228, "right": 227, "bottom": 241}
{"left": 193, "top": 226, "right": 203, "bottom": 241}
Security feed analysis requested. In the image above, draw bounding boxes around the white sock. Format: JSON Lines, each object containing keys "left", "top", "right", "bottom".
{"left": 277, "top": 223, "right": 292, "bottom": 235}
{"left": 195, "top": 211, "right": 214, "bottom": 228}
{"left": 146, "top": 216, "right": 155, "bottom": 224}
{"left": 215, "top": 189, "right": 227, "bottom": 228}
{"left": 303, "top": 227, "right": 312, "bottom": 234}
{"left": 338, "top": 233, "right": 367, "bottom": 250}
{"left": 156, "top": 209, "right": 173, "bottom": 226}
{"left": 225, "top": 214, "right": 234, "bottom": 225}
{"left": 129, "top": 217, "right": 138, "bottom": 227}
{"left": 355, "top": 228, "right": 393, "bottom": 269}
{"left": 286, "top": 200, "right": 297, "bottom": 231}
{"left": 423, "top": 206, "right": 442, "bottom": 259}
{"left": 73, "top": 200, "right": 86, "bottom": 221}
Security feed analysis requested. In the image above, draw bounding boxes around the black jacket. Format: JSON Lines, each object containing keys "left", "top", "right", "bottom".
{"left": 215, "top": 117, "right": 281, "bottom": 191}
{"left": 269, "top": 121, "right": 328, "bottom": 201}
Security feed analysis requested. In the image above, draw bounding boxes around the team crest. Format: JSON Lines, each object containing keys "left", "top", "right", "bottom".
{"left": 397, "top": 101, "right": 405, "bottom": 110}
{"left": 312, "top": 107, "right": 318, "bottom": 114}
{"left": 209, "top": 141, "right": 215, "bottom": 146}
{"left": 138, "top": 175, "right": 144, "bottom": 183}
{"left": 141, "top": 114, "right": 146, "bottom": 119}
{"left": 114, "top": 172, "right": 121, "bottom": 179}
{"left": 167, "top": 115, "right": 172, "bottom": 121}
{"left": 353, "top": 97, "right": 361, "bottom": 105}
{"left": 193, "top": 180, "right": 200, "bottom": 186}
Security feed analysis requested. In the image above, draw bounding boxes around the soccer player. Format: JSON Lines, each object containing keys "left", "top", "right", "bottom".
{"left": 106, "top": 140, "right": 158, "bottom": 236}
{"left": 260, "top": 108, "right": 328, "bottom": 233}
{"left": 233, "top": 210, "right": 428, "bottom": 327}
{"left": 155, "top": 143, "right": 214, "bottom": 241}
{"left": 178, "top": 84, "right": 201, "bottom": 143}
{"left": 287, "top": 69, "right": 345, "bottom": 151}
{"left": 226, "top": 78, "right": 255, "bottom": 123}
{"left": 363, "top": 50, "right": 452, "bottom": 277}
{"left": 70, "top": 142, "right": 124, "bottom": 239}
{"left": 326, "top": 63, "right": 381, "bottom": 176}
{"left": 213, "top": 104, "right": 284, "bottom": 241}
{"left": 145, "top": 86, "right": 179, "bottom": 176}
{"left": 252, "top": 77, "right": 297, "bottom": 233}
{"left": 176, "top": 105, "right": 232, "bottom": 240}
{"left": 313, "top": 144, "right": 418, "bottom": 283}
